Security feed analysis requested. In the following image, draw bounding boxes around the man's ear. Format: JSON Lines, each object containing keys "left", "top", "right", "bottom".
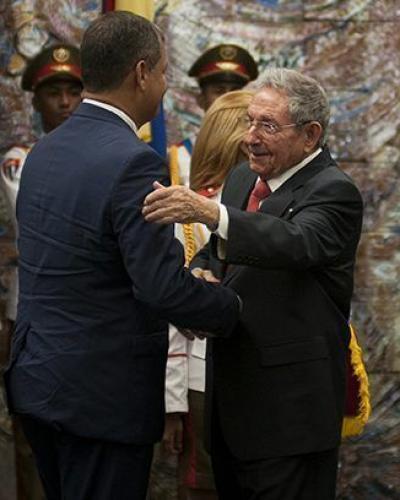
{"left": 304, "top": 121, "right": 323, "bottom": 153}
{"left": 134, "top": 60, "right": 148, "bottom": 91}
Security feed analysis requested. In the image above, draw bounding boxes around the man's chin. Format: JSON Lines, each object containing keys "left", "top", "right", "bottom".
{"left": 249, "top": 159, "right": 270, "bottom": 176}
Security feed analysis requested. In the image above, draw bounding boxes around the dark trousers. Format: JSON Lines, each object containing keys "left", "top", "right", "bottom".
{"left": 210, "top": 411, "right": 339, "bottom": 500}
{"left": 19, "top": 415, "right": 153, "bottom": 500}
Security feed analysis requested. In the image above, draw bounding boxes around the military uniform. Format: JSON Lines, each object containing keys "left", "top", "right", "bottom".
{"left": 1, "top": 145, "right": 31, "bottom": 321}
{"left": 0, "top": 43, "right": 82, "bottom": 500}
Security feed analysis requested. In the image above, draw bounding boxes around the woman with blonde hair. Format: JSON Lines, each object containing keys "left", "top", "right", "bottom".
{"left": 190, "top": 89, "right": 254, "bottom": 196}
{"left": 168, "top": 90, "right": 254, "bottom": 264}
{"left": 165, "top": 89, "right": 253, "bottom": 500}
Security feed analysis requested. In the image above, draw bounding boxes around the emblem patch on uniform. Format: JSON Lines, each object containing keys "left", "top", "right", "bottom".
{"left": 1, "top": 158, "right": 21, "bottom": 181}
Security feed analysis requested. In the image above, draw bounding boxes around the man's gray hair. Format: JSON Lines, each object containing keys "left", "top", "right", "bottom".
{"left": 260, "top": 68, "right": 330, "bottom": 146}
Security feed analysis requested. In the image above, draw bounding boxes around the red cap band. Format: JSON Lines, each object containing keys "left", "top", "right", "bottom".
{"left": 198, "top": 61, "right": 250, "bottom": 80}
{"left": 32, "top": 63, "right": 82, "bottom": 89}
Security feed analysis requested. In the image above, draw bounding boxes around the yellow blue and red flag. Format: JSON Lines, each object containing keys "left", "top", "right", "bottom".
{"left": 102, "top": 0, "right": 167, "bottom": 157}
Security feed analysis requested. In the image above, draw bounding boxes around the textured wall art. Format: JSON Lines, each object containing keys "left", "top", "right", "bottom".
{"left": 0, "top": 1, "right": 399, "bottom": 499}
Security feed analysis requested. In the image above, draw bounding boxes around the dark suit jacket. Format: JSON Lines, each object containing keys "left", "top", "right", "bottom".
{"left": 192, "top": 148, "right": 363, "bottom": 460}
{"left": 4, "top": 103, "right": 239, "bottom": 445}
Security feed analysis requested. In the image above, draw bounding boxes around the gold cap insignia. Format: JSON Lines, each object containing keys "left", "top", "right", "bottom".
{"left": 219, "top": 46, "right": 237, "bottom": 61}
{"left": 53, "top": 47, "right": 70, "bottom": 63}
{"left": 215, "top": 62, "right": 240, "bottom": 72}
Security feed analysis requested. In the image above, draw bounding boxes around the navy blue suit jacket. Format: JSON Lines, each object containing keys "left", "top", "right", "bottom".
{"left": 5, "top": 103, "right": 239, "bottom": 444}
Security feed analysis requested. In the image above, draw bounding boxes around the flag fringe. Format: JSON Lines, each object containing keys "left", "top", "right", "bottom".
{"left": 342, "top": 324, "right": 371, "bottom": 437}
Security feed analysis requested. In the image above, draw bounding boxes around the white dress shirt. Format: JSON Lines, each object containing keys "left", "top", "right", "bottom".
{"left": 82, "top": 98, "right": 138, "bottom": 134}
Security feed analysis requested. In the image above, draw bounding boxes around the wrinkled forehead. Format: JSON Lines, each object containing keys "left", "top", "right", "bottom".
{"left": 248, "top": 87, "right": 290, "bottom": 119}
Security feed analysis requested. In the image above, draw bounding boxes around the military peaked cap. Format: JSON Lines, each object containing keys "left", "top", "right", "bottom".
{"left": 22, "top": 44, "right": 82, "bottom": 91}
{"left": 188, "top": 44, "right": 258, "bottom": 87}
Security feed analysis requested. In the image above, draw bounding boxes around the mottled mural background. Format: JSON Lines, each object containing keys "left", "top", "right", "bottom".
{"left": 0, "top": 1, "right": 399, "bottom": 499}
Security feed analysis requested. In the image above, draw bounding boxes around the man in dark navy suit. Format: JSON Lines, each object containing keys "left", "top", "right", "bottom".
{"left": 143, "top": 69, "right": 364, "bottom": 499}
{"left": 4, "top": 11, "right": 240, "bottom": 500}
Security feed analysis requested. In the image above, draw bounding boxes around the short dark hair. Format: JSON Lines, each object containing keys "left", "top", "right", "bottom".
{"left": 81, "top": 11, "right": 162, "bottom": 92}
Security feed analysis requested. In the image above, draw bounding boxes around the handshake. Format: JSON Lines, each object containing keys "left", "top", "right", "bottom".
{"left": 177, "top": 267, "right": 221, "bottom": 341}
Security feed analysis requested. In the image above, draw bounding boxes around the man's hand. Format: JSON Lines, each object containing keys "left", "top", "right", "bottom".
{"left": 177, "top": 328, "right": 197, "bottom": 341}
{"left": 177, "top": 327, "right": 207, "bottom": 340}
{"left": 162, "top": 413, "right": 183, "bottom": 455}
{"left": 142, "top": 181, "right": 220, "bottom": 229}
{"left": 191, "top": 267, "right": 220, "bottom": 283}
{"left": 193, "top": 267, "right": 242, "bottom": 314}
{"left": 176, "top": 268, "right": 220, "bottom": 340}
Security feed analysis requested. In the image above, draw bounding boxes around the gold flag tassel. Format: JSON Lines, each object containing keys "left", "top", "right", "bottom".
{"left": 169, "top": 145, "right": 197, "bottom": 266}
{"left": 341, "top": 324, "right": 371, "bottom": 437}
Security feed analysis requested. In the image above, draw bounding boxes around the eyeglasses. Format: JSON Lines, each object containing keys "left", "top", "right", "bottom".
{"left": 238, "top": 116, "right": 309, "bottom": 135}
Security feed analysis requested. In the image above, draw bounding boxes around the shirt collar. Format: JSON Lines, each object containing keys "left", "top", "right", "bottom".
{"left": 82, "top": 98, "right": 138, "bottom": 134}
{"left": 267, "top": 147, "right": 322, "bottom": 192}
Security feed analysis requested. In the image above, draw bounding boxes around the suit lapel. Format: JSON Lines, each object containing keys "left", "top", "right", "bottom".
{"left": 223, "top": 186, "right": 295, "bottom": 284}
{"left": 222, "top": 164, "right": 257, "bottom": 210}
{"left": 281, "top": 148, "right": 333, "bottom": 191}
{"left": 260, "top": 147, "right": 335, "bottom": 217}
{"left": 223, "top": 163, "right": 295, "bottom": 218}
{"left": 259, "top": 190, "right": 294, "bottom": 217}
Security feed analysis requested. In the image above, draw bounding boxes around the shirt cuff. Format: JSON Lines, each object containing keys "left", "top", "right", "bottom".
{"left": 214, "top": 203, "right": 229, "bottom": 240}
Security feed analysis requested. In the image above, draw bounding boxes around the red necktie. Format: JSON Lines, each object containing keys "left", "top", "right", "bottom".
{"left": 246, "top": 179, "right": 271, "bottom": 212}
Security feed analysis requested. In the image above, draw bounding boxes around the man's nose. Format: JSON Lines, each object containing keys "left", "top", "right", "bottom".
{"left": 59, "top": 92, "right": 72, "bottom": 107}
{"left": 244, "top": 126, "right": 259, "bottom": 144}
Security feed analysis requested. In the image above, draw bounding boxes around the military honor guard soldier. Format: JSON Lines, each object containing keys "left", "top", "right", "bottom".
{"left": 170, "top": 43, "right": 258, "bottom": 187}
{"left": 1, "top": 44, "right": 82, "bottom": 325}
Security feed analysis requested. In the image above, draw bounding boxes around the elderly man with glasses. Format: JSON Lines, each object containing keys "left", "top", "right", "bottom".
{"left": 143, "top": 68, "right": 363, "bottom": 500}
